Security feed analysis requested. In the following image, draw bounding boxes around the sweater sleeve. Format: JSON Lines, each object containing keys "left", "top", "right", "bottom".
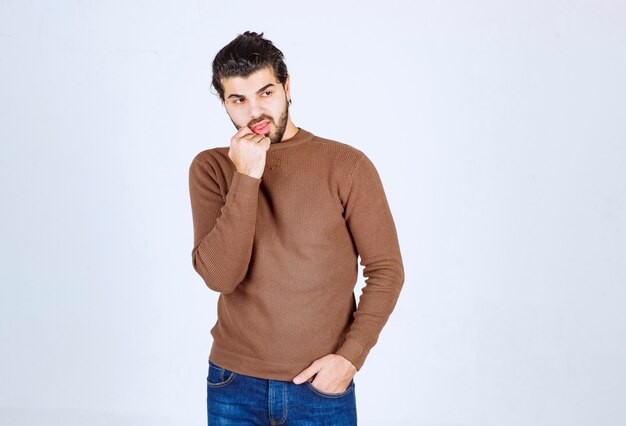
{"left": 334, "top": 153, "right": 405, "bottom": 371}
{"left": 188, "top": 152, "right": 261, "bottom": 294}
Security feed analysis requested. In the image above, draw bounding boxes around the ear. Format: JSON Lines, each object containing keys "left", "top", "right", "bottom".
{"left": 284, "top": 74, "right": 291, "bottom": 99}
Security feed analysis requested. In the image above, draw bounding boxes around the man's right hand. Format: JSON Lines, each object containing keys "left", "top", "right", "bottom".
{"left": 227, "top": 126, "right": 271, "bottom": 179}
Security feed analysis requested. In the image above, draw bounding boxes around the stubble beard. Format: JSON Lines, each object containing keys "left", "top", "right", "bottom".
{"left": 269, "top": 101, "right": 289, "bottom": 144}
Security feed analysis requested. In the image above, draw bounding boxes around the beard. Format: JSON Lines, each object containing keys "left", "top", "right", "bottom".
{"left": 229, "top": 96, "right": 290, "bottom": 144}
{"left": 266, "top": 101, "right": 289, "bottom": 144}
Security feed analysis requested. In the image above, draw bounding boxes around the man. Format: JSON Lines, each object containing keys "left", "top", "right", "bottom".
{"left": 189, "top": 31, "right": 404, "bottom": 425}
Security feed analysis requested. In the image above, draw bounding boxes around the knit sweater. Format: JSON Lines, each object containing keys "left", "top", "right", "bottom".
{"left": 188, "top": 127, "right": 404, "bottom": 381}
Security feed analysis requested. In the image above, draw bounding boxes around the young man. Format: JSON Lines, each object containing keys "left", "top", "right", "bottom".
{"left": 189, "top": 31, "right": 405, "bottom": 425}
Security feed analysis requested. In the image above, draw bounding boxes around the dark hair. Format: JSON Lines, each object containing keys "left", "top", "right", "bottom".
{"left": 211, "top": 31, "right": 289, "bottom": 102}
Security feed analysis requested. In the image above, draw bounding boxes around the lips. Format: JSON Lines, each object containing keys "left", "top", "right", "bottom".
{"left": 252, "top": 120, "right": 270, "bottom": 134}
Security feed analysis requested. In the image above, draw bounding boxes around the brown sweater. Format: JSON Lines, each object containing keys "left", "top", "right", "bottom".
{"left": 188, "top": 127, "right": 404, "bottom": 381}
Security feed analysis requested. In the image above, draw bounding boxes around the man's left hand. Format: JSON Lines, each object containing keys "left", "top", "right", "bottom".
{"left": 292, "top": 354, "right": 357, "bottom": 393}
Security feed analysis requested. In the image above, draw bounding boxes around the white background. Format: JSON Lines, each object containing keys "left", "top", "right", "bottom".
{"left": 1, "top": 1, "right": 625, "bottom": 425}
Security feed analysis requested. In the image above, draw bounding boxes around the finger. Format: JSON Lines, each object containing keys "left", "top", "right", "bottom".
{"left": 293, "top": 362, "right": 321, "bottom": 384}
{"left": 242, "top": 133, "right": 265, "bottom": 144}
{"left": 234, "top": 126, "right": 254, "bottom": 140}
{"left": 252, "top": 133, "right": 269, "bottom": 144}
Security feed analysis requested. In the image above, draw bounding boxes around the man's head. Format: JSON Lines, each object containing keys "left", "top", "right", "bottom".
{"left": 212, "top": 31, "right": 295, "bottom": 144}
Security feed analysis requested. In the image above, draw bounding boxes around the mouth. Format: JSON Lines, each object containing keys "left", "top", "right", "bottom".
{"left": 251, "top": 120, "right": 271, "bottom": 134}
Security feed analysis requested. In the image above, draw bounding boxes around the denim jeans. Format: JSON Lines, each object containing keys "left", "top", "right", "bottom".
{"left": 207, "top": 359, "right": 357, "bottom": 425}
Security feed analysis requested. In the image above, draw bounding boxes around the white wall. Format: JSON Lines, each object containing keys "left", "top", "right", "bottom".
{"left": 1, "top": 1, "right": 625, "bottom": 425}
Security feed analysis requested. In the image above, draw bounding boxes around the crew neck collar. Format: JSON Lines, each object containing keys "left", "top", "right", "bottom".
{"left": 267, "top": 127, "right": 313, "bottom": 152}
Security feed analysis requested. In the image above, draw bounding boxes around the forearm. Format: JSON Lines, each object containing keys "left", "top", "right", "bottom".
{"left": 335, "top": 254, "right": 404, "bottom": 370}
{"left": 190, "top": 168, "right": 261, "bottom": 294}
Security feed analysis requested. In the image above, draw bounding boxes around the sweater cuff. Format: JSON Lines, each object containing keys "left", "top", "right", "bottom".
{"left": 334, "top": 338, "right": 370, "bottom": 372}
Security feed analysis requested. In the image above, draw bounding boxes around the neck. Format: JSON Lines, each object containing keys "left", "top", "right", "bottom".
{"left": 281, "top": 120, "right": 299, "bottom": 141}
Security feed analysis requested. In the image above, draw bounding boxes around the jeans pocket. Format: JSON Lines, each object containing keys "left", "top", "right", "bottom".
{"left": 207, "top": 360, "right": 237, "bottom": 387}
{"left": 306, "top": 378, "right": 354, "bottom": 398}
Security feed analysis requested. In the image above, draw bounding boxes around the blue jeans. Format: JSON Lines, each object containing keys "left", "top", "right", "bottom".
{"left": 207, "top": 359, "right": 357, "bottom": 425}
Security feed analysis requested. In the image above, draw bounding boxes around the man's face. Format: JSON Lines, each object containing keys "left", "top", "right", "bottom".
{"left": 221, "top": 66, "right": 291, "bottom": 144}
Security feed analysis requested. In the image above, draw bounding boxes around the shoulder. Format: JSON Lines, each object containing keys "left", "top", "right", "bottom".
{"left": 310, "top": 132, "right": 363, "bottom": 156}
{"left": 307, "top": 131, "right": 367, "bottom": 172}
{"left": 188, "top": 148, "right": 234, "bottom": 192}
{"left": 189, "top": 147, "right": 230, "bottom": 172}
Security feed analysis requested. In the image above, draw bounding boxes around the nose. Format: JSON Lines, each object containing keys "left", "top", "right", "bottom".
{"left": 247, "top": 98, "right": 263, "bottom": 120}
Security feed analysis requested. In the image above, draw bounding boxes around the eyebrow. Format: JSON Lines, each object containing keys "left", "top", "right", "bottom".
{"left": 227, "top": 83, "right": 276, "bottom": 100}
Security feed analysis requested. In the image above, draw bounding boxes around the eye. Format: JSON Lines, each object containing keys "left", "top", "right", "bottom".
{"left": 234, "top": 97, "right": 245, "bottom": 104}
{"left": 262, "top": 91, "right": 272, "bottom": 96}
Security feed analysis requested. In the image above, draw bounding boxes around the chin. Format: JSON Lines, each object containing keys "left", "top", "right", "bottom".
{"left": 268, "top": 132, "right": 279, "bottom": 144}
